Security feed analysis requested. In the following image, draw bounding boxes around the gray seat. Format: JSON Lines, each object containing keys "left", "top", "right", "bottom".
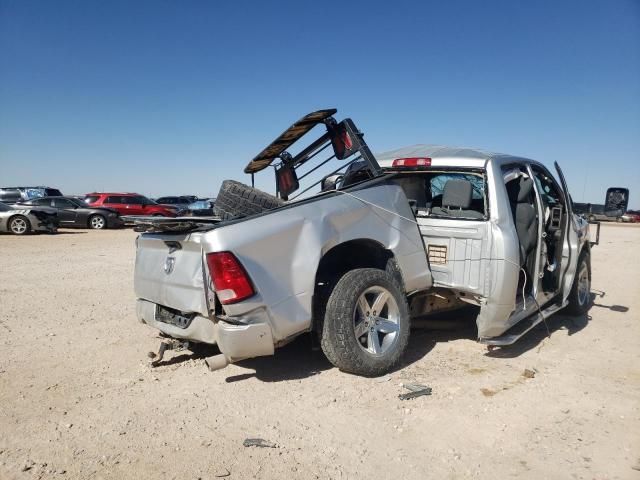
{"left": 392, "top": 177, "right": 431, "bottom": 209}
{"left": 431, "top": 179, "right": 484, "bottom": 219}
{"left": 506, "top": 176, "right": 537, "bottom": 267}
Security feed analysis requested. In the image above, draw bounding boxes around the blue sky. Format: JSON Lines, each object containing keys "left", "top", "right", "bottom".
{"left": 1, "top": 0, "right": 639, "bottom": 206}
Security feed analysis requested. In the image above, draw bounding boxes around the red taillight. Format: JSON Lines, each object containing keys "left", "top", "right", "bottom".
{"left": 392, "top": 157, "right": 432, "bottom": 168}
{"left": 206, "top": 252, "right": 255, "bottom": 305}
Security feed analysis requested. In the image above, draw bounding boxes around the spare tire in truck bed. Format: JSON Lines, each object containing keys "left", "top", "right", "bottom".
{"left": 214, "top": 180, "right": 285, "bottom": 220}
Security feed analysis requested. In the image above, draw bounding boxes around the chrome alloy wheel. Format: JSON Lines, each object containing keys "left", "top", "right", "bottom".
{"left": 10, "top": 217, "right": 28, "bottom": 234}
{"left": 90, "top": 216, "right": 106, "bottom": 229}
{"left": 577, "top": 262, "right": 590, "bottom": 306}
{"left": 353, "top": 286, "right": 400, "bottom": 355}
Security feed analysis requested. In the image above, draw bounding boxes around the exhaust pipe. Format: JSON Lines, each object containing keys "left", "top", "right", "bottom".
{"left": 205, "top": 354, "right": 229, "bottom": 371}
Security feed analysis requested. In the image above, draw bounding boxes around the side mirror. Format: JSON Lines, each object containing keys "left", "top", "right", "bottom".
{"left": 604, "top": 187, "right": 628, "bottom": 217}
{"left": 321, "top": 174, "right": 344, "bottom": 191}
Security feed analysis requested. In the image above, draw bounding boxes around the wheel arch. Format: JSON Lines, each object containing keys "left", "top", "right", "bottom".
{"left": 312, "top": 238, "right": 403, "bottom": 331}
{"left": 8, "top": 213, "right": 31, "bottom": 231}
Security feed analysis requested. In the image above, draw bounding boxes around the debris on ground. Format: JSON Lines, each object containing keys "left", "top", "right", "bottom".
{"left": 21, "top": 459, "right": 35, "bottom": 472}
{"left": 398, "top": 383, "right": 432, "bottom": 400}
{"left": 522, "top": 368, "right": 536, "bottom": 379}
{"left": 242, "top": 438, "right": 277, "bottom": 448}
{"left": 481, "top": 388, "right": 497, "bottom": 397}
{"left": 214, "top": 467, "right": 231, "bottom": 477}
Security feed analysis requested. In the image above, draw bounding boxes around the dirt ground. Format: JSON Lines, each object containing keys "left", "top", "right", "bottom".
{"left": 0, "top": 223, "right": 639, "bottom": 480}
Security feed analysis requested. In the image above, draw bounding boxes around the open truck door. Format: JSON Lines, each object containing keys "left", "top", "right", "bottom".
{"left": 553, "top": 161, "right": 583, "bottom": 301}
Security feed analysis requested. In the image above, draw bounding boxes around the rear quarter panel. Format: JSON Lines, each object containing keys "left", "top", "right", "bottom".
{"left": 203, "top": 183, "right": 432, "bottom": 342}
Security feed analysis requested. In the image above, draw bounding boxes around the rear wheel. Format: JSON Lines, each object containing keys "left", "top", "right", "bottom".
{"left": 566, "top": 251, "right": 591, "bottom": 315}
{"left": 9, "top": 215, "right": 31, "bottom": 235}
{"left": 320, "top": 268, "right": 410, "bottom": 376}
{"left": 214, "top": 180, "right": 284, "bottom": 220}
{"left": 88, "top": 214, "right": 106, "bottom": 229}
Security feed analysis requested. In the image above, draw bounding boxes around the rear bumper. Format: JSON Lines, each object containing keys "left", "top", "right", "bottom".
{"left": 136, "top": 299, "right": 275, "bottom": 362}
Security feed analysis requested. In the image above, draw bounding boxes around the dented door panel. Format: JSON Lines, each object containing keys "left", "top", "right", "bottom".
{"left": 417, "top": 220, "right": 490, "bottom": 296}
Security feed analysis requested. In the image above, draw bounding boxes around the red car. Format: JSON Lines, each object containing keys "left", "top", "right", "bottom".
{"left": 84, "top": 193, "right": 179, "bottom": 217}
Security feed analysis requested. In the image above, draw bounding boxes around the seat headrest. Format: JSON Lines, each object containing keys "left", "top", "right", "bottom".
{"left": 507, "top": 176, "right": 534, "bottom": 203}
{"left": 442, "top": 179, "right": 473, "bottom": 209}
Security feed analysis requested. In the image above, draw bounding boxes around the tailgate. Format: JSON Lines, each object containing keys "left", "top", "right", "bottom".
{"left": 134, "top": 233, "right": 209, "bottom": 316}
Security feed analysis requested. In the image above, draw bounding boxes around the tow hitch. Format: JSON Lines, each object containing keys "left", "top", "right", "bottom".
{"left": 147, "top": 339, "right": 190, "bottom": 367}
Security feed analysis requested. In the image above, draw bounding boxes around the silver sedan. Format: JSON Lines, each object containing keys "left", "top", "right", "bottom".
{"left": 0, "top": 202, "right": 58, "bottom": 235}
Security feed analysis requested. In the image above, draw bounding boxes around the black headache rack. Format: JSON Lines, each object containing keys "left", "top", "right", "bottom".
{"left": 243, "top": 109, "right": 382, "bottom": 200}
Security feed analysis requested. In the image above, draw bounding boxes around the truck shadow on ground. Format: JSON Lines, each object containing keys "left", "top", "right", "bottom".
{"left": 485, "top": 292, "right": 629, "bottom": 359}
{"left": 225, "top": 315, "right": 478, "bottom": 383}
{"left": 159, "top": 294, "right": 628, "bottom": 381}
{"left": 484, "top": 314, "right": 591, "bottom": 359}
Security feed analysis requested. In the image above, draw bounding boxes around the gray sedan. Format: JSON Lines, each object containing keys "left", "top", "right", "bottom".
{"left": 0, "top": 202, "right": 58, "bottom": 235}
{"left": 17, "top": 196, "right": 124, "bottom": 229}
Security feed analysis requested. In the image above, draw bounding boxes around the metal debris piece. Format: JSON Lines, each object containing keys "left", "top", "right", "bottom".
{"left": 398, "top": 383, "right": 432, "bottom": 400}
{"left": 149, "top": 339, "right": 189, "bottom": 367}
{"left": 243, "top": 438, "right": 277, "bottom": 448}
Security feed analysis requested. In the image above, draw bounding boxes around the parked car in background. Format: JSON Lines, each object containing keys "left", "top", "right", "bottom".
{"left": 17, "top": 196, "right": 124, "bottom": 229}
{"left": 0, "top": 201, "right": 58, "bottom": 235}
{"left": 621, "top": 212, "right": 639, "bottom": 223}
{"left": 155, "top": 196, "right": 198, "bottom": 210}
{"left": 573, "top": 202, "right": 625, "bottom": 222}
{"left": 186, "top": 198, "right": 215, "bottom": 216}
{"left": 0, "top": 186, "right": 63, "bottom": 203}
{"left": 84, "top": 193, "right": 180, "bottom": 217}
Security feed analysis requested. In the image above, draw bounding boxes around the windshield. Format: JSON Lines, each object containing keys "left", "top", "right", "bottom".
{"left": 68, "top": 198, "right": 87, "bottom": 208}
{"left": 188, "top": 200, "right": 210, "bottom": 209}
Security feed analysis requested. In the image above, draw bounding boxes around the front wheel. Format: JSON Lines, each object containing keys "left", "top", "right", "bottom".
{"left": 9, "top": 215, "right": 31, "bottom": 235}
{"left": 566, "top": 251, "right": 591, "bottom": 315}
{"left": 320, "top": 268, "right": 410, "bottom": 377}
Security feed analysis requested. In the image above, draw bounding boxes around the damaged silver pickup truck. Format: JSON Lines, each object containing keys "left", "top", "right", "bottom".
{"left": 130, "top": 109, "right": 595, "bottom": 376}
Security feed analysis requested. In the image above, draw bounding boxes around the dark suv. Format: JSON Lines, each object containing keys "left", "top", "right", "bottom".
{"left": 84, "top": 193, "right": 179, "bottom": 217}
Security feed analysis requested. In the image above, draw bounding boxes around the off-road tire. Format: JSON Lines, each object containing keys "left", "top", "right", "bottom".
{"left": 320, "top": 268, "right": 410, "bottom": 377}
{"left": 566, "top": 250, "right": 591, "bottom": 315}
{"left": 9, "top": 215, "right": 32, "bottom": 235}
{"left": 214, "top": 180, "right": 284, "bottom": 220}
